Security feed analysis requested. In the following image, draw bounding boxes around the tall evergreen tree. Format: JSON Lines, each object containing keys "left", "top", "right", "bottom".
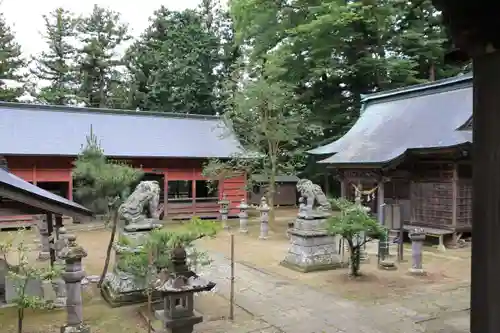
{"left": 0, "top": 11, "right": 26, "bottom": 102}
{"left": 124, "top": 1, "right": 235, "bottom": 114}
{"left": 76, "top": 5, "right": 130, "bottom": 108}
{"left": 31, "top": 8, "right": 79, "bottom": 105}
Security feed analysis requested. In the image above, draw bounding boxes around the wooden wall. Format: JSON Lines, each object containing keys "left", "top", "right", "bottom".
{"left": 249, "top": 182, "right": 298, "bottom": 206}
{"left": 2, "top": 155, "right": 247, "bottom": 221}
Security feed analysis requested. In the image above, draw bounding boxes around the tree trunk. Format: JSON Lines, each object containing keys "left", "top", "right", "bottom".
{"left": 98, "top": 209, "right": 119, "bottom": 288}
{"left": 17, "top": 308, "right": 23, "bottom": 333}
{"left": 348, "top": 242, "right": 361, "bottom": 277}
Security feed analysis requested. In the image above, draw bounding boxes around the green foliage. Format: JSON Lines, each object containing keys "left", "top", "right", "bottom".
{"left": 124, "top": 1, "right": 235, "bottom": 114}
{"left": 72, "top": 127, "right": 143, "bottom": 214}
{"left": 75, "top": 5, "right": 131, "bottom": 108}
{"left": 31, "top": 8, "right": 79, "bottom": 105}
{"left": 119, "top": 217, "right": 221, "bottom": 280}
{"left": 327, "top": 198, "right": 385, "bottom": 276}
{"left": 0, "top": 11, "right": 26, "bottom": 102}
{"left": 0, "top": 229, "right": 60, "bottom": 333}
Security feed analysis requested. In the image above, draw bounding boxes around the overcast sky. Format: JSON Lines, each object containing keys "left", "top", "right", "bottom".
{"left": 1, "top": 0, "right": 210, "bottom": 58}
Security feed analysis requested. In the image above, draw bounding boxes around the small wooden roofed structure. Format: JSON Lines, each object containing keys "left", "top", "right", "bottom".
{"left": 309, "top": 74, "right": 473, "bottom": 240}
{"left": 0, "top": 163, "right": 92, "bottom": 265}
{"left": 248, "top": 174, "right": 300, "bottom": 206}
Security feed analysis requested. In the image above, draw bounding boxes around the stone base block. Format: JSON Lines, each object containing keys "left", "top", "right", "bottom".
{"left": 281, "top": 229, "right": 345, "bottom": 273}
{"left": 378, "top": 260, "right": 397, "bottom": 271}
{"left": 154, "top": 309, "right": 203, "bottom": 332}
{"left": 61, "top": 323, "right": 90, "bottom": 333}
{"left": 408, "top": 268, "right": 426, "bottom": 276}
{"left": 37, "top": 252, "right": 50, "bottom": 261}
{"left": 100, "top": 272, "right": 160, "bottom": 307}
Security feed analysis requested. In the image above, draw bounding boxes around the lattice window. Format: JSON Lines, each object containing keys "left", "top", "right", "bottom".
{"left": 457, "top": 179, "right": 472, "bottom": 227}
{"left": 411, "top": 182, "right": 453, "bottom": 226}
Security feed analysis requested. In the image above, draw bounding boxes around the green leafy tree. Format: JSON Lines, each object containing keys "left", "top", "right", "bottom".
{"left": 31, "top": 8, "right": 79, "bottom": 105}
{"left": 72, "top": 128, "right": 143, "bottom": 287}
{"left": 0, "top": 11, "right": 26, "bottom": 102}
{"left": 203, "top": 66, "right": 322, "bottom": 224}
{"left": 76, "top": 5, "right": 131, "bottom": 108}
{"left": 124, "top": 2, "right": 235, "bottom": 114}
{"left": 0, "top": 229, "right": 60, "bottom": 333}
{"left": 327, "top": 198, "right": 385, "bottom": 277}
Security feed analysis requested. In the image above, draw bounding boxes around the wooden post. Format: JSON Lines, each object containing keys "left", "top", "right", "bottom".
{"left": 192, "top": 170, "right": 197, "bottom": 217}
{"left": 229, "top": 233, "right": 235, "bottom": 321}
{"left": 471, "top": 50, "right": 500, "bottom": 333}
{"left": 68, "top": 172, "right": 73, "bottom": 201}
{"left": 340, "top": 178, "right": 347, "bottom": 198}
{"left": 46, "top": 212, "right": 56, "bottom": 268}
{"left": 55, "top": 214, "right": 63, "bottom": 241}
{"left": 163, "top": 173, "right": 168, "bottom": 220}
{"left": 451, "top": 163, "right": 458, "bottom": 229}
{"left": 377, "top": 181, "right": 385, "bottom": 223}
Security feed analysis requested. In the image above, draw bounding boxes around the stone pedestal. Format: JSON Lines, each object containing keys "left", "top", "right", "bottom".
{"left": 408, "top": 228, "right": 426, "bottom": 276}
{"left": 37, "top": 217, "right": 51, "bottom": 261}
{"left": 281, "top": 212, "right": 343, "bottom": 272}
{"left": 59, "top": 235, "right": 90, "bottom": 333}
{"left": 237, "top": 199, "right": 249, "bottom": 234}
{"left": 101, "top": 224, "right": 160, "bottom": 307}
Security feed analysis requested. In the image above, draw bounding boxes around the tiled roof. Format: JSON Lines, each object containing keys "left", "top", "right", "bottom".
{"left": 309, "top": 73, "right": 473, "bottom": 165}
{"left": 0, "top": 102, "right": 243, "bottom": 158}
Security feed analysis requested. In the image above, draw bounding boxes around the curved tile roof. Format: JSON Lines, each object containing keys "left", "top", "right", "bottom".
{"left": 309, "top": 74, "right": 472, "bottom": 165}
{"left": 0, "top": 102, "right": 243, "bottom": 158}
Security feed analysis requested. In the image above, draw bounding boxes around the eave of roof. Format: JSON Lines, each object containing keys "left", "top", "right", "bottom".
{"left": 0, "top": 101, "right": 244, "bottom": 159}
{"left": 309, "top": 73, "right": 473, "bottom": 165}
{"left": 0, "top": 168, "right": 92, "bottom": 219}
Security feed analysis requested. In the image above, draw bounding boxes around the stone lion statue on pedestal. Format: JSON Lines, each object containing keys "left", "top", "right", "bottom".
{"left": 118, "top": 181, "right": 161, "bottom": 227}
{"left": 296, "top": 179, "right": 331, "bottom": 212}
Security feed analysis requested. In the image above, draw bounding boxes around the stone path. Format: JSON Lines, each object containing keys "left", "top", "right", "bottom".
{"left": 199, "top": 251, "right": 434, "bottom": 333}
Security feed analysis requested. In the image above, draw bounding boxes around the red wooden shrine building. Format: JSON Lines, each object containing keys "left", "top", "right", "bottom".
{"left": 0, "top": 102, "right": 246, "bottom": 224}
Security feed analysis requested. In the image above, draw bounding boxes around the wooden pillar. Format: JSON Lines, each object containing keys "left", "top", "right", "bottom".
{"left": 46, "top": 212, "right": 56, "bottom": 268}
{"left": 68, "top": 172, "right": 73, "bottom": 201}
{"left": 32, "top": 165, "right": 37, "bottom": 185}
{"left": 324, "top": 173, "right": 330, "bottom": 197}
{"left": 54, "top": 214, "right": 63, "bottom": 240}
{"left": 192, "top": 169, "right": 196, "bottom": 216}
{"left": 163, "top": 172, "right": 168, "bottom": 220}
{"left": 377, "top": 180, "right": 385, "bottom": 223}
{"left": 471, "top": 50, "right": 500, "bottom": 333}
{"left": 451, "top": 163, "right": 458, "bottom": 228}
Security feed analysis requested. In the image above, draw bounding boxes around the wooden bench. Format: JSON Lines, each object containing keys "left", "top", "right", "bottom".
{"left": 403, "top": 225, "right": 454, "bottom": 252}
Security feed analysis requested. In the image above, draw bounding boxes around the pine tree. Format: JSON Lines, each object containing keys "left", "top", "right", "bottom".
{"left": 31, "top": 8, "right": 79, "bottom": 105}
{"left": 0, "top": 12, "right": 26, "bottom": 102}
{"left": 76, "top": 5, "right": 130, "bottom": 108}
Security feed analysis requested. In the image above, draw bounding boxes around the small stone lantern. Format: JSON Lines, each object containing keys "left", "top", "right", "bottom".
{"left": 59, "top": 235, "right": 90, "bottom": 333}
{"left": 238, "top": 199, "right": 249, "bottom": 234}
{"left": 37, "top": 216, "right": 50, "bottom": 261}
{"left": 155, "top": 246, "right": 216, "bottom": 333}
{"left": 258, "top": 197, "right": 270, "bottom": 240}
{"left": 218, "top": 194, "right": 230, "bottom": 230}
{"left": 409, "top": 228, "right": 426, "bottom": 276}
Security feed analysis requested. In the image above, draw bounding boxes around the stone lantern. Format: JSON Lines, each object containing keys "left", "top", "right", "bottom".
{"left": 258, "top": 197, "right": 270, "bottom": 240}
{"left": 237, "top": 199, "right": 249, "bottom": 234}
{"left": 154, "top": 246, "right": 216, "bottom": 333}
{"left": 218, "top": 194, "right": 230, "bottom": 230}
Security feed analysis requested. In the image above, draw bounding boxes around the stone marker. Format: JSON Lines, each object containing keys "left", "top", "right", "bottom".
{"left": 218, "top": 194, "right": 230, "bottom": 230}
{"left": 408, "top": 228, "right": 426, "bottom": 276}
{"left": 59, "top": 235, "right": 90, "bottom": 333}
{"left": 238, "top": 199, "right": 249, "bottom": 234}
{"left": 258, "top": 197, "right": 270, "bottom": 240}
{"left": 281, "top": 179, "right": 342, "bottom": 272}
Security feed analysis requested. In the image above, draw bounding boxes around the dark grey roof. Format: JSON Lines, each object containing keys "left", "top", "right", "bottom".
{"left": 0, "top": 168, "right": 92, "bottom": 218}
{"left": 251, "top": 174, "right": 300, "bottom": 183}
{"left": 0, "top": 102, "right": 243, "bottom": 158}
{"left": 308, "top": 74, "right": 473, "bottom": 165}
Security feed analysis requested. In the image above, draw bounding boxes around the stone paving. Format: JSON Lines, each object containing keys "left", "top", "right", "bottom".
{"left": 198, "top": 251, "right": 460, "bottom": 333}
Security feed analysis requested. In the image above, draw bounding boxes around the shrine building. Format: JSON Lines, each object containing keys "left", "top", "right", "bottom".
{"left": 0, "top": 102, "right": 246, "bottom": 226}
{"left": 309, "top": 73, "right": 473, "bottom": 247}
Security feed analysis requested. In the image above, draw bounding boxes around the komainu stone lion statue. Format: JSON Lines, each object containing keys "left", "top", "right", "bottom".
{"left": 296, "top": 179, "right": 331, "bottom": 212}
{"left": 118, "top": 180, "right": 161, "bottom": 227}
